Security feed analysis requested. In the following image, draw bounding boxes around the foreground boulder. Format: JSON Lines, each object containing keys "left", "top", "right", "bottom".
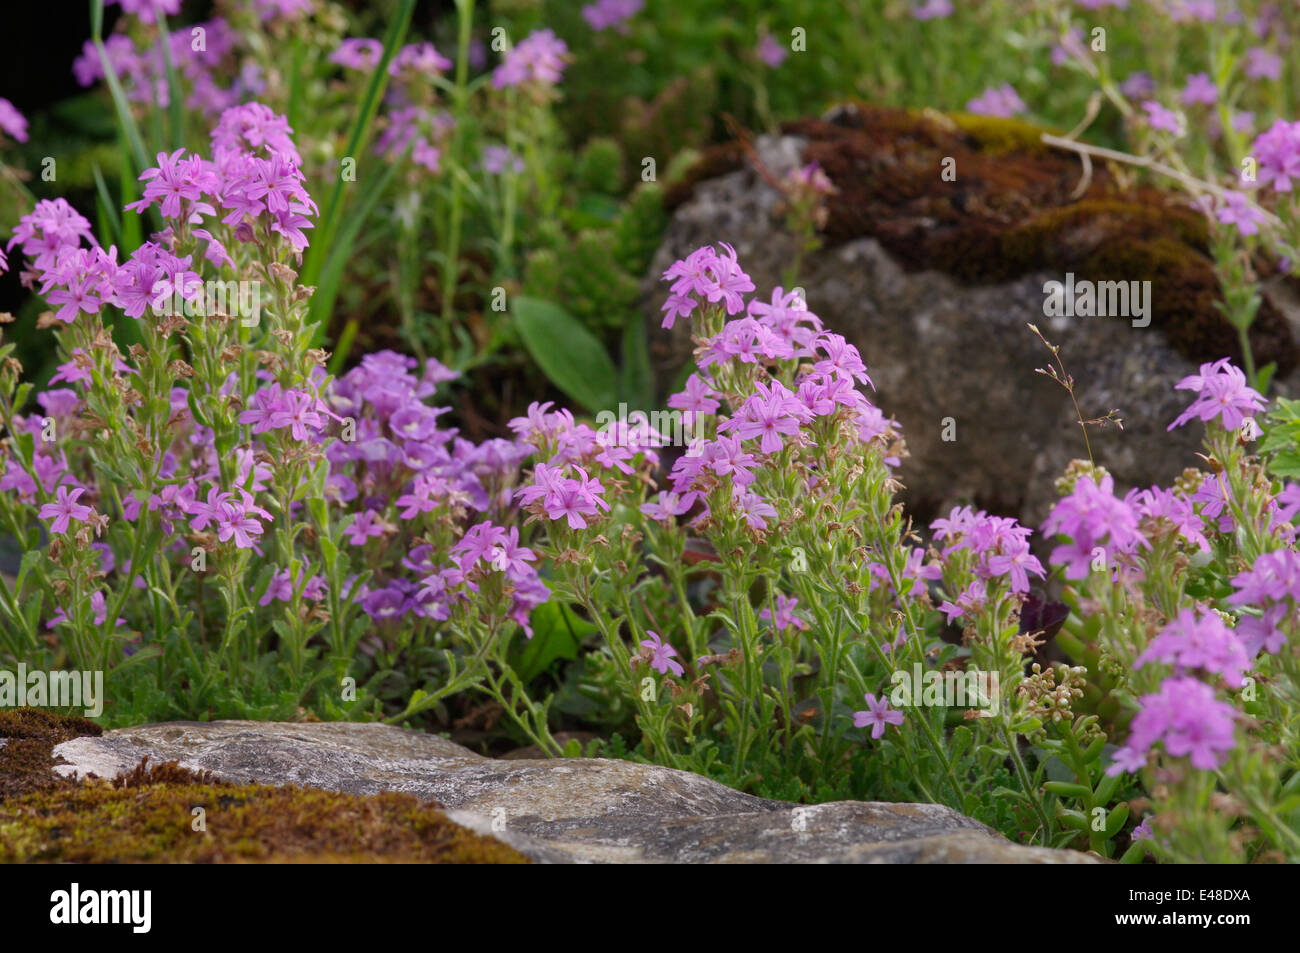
{"left": 51, "top": 719, "right": 1099, "bottom": 863}
{"left": 649, "top": 105, "right": 1300, "bottom": 527}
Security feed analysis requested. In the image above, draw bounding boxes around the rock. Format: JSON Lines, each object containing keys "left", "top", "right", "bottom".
{"left": 51, "top": 720, "right": 1098, "bottom": 864}
{"left": 647, "top": 105, "right": 1300, "bottom": 528}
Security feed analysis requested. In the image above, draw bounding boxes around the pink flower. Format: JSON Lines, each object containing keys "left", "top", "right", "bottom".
{"left": 728, "top": 381, "right": 804, "bottom": 455}
{"left": 0, "top": 97, "right": 28, "bottom": 143}
{"left": 1250, "top": 119, "right": 1300, "bottom": 193}
{"left": 492, "top": 29, "right": 568, "bottom": 89}
{"left": 329, "top": 38, "right": 383, "bottom": 71}
{"left": 966, "top": 84, "right": 1026, "bottom": 118}
{"left": 344, "top": 510, "right": 387, "bottom": 546}
{"left": 1244, "top": 47, "right": 1282, "bottom": 81}
{"left": 735, "top": 490, "right": 778, "bottom": 531}
{"left": 1142, "top": 101, "right": 1185, "bottom": 136}
{"left": 759, "top": 593, "right": 808, "bottom": 633}
{"left": 1214, "top": 191, "right": 1268, "bottom": 236}
{"left": 938, "top": 580, "right": 987, "bottom": 623}
{"left": 1180, "top": 72, "right": 1218, "bottom": 106}
{"left": 1108, "top": 677, "right": 1237, "bottom": 774}
{"left": 912, "top": 0, "right": 953, "bottom": 20}
{"left": 39, "top": 486, "right": 93, "bottom": 534}
{"left": 1167, "top": 358, "right": 1265, "bottom": 432}
{"left": 853, "top": 692, "right": 904, "bottom": 739}
{"left": 756, "top": 33, "right": 787, "bottom": 68}
{"left": 640, "top": 630, "right": 684, "bottom": 677}
{"left": 582, "top": 0, "right": 643, "bottom": 32}
{"left": 1135, "top": 609, "right": 1251, "bottom": 688}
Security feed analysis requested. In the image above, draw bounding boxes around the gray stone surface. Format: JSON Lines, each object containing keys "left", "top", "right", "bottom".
{"left": 51, "top": 720, "right": 1098, "bottom": 864}
{"left": 648, "top": 133, "right": 1300, "bottom": 528}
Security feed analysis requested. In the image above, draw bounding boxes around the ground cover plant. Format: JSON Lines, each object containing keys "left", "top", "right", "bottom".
{"left": 1, "top": 0, "right": 1299, "bottom": 865}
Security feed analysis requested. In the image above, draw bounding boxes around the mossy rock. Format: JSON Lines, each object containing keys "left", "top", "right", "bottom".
{"left": 0, "top": 709, "right": 528, "bottom": 864}
{"left": 666, "top": 103, "right": 1297, "bottom": 376}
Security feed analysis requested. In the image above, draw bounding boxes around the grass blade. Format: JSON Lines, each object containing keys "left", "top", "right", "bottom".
{"left": 304, "top": 0, "right": 416, "bottom": 343}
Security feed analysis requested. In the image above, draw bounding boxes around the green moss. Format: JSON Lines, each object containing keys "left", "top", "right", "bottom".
{"left": 576, "top": 137, "right": 626, "bottom": 195}
{"left": 948, "top": 111, "right": 1058, "bottom": 155}
{"left": 0, "top": 708, "right": 529, "bottom": 864}
{"left": 0, "top": 770, "right": 529, "bottom": 863}
{"left": 0, "top": 707, "right": 101, "bottom": 802}
{"left": 613, "top": 182, "right": 668, "bottom": 276}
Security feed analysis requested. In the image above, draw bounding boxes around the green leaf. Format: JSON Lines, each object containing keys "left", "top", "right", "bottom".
{"left": 1119, "top": 840, "right": 1149, "bottom": 864}
{"left": 1058, "top": 808, "right": 1091, "bottom": 831}
{"left": 1093, "top": 772, "right": 1121, "bottom": 806}
{"left": 1257, "top": 361, "right": 1277, "bottom": 395}
{"left": 304, "top": 0, "right": 415, "bottom": 343}
{"left": 91, "top": 164, "right": 121, "bottom": 247}
{"left": 618, "top": 312, "right": 653, "bottom": 408}
{"left": 1103, "top": 803, "right": 1130, "bottom": 838}
{"left": 512, "top": 296, "right": 619, "bottom": 413}
{"left": 155, "top": 12, "right": 186, "bottom": 150}
{"left": 15, "top": 549, "right": 43, "bottom": 592}
{"left": 1043, "top": 781, "right": 1092, "bottom": 801}
{"left": 511, "top": 601, "right": 591, "bottom": 683}
{"left": 315, "top": 146, "right": 407, "bottom": 362}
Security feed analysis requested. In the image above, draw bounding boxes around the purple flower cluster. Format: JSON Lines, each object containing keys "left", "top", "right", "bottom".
{"left": 653, "top": 245, "right": 905, "bottom": 536}
{"left": 239, "top": 382, "right": 333, "bottom": 441}
{"left": 1143, "top": 101, "right": 1186, "bottom": 137}
{"left": 481, "top": 145, "right": 525, "bottom": 175}
{"left": 492, "top": 29, "right": 569, "bottom": 89}
{"left": 582, "top": 0, "right": 644, "bottom": 32}
{"left": 1213, "top": 190, "right": 1269, "bottom": 237}
{"left": 182, "top": 486, "right": 272, "bottom": 551}
{"left": 756, "top": 33, "right": 787, "bottom": 69}
{"left": 1250, "top": 119, "right": 1300, "bottom": 194}
{"left": 389, "top": 42, "right": 453, "bottom": 76}
{"left": 330, "top": 38, "right": 384, "bottom": 72}
{"left": 1167, "top": 358, "right": 1265, "bottom": 432}
{"left": 1042, "top": 473, "right": 1145, "bottom": 579}
{"left": 1229, "top": 548, "right": 1300, "bottom": 656}
{"left": 1134, "top": 609, "right": 1251, "bottom": 688}
{"left": 74, "top": 19, "right": 243, "bottom": 116}
{"left": 966, "top": 84, "right": 1027, "bottom": 118}
{"left": 319, "top": 351, "right": 548, "bottom": 632}
{"left": 1108, "top": 677, "right": 1238, "bottom": 773}
{"left": 660, "top": 243, "right": 757, "bottom": 328}
{"left": 930, "top": 505, "right": 1044, "bottom": 604}
{"left": 106, "top": 0, "right": 182, "bottom": 24}
{"left": 1180, "top": 73, "right": 1218, "bottom": 107}
{"left": 912, "top": 0, "right": 954, "bottom": 21}
{"left": 375, "top": 106, "right": 454, "bottom": 174}
{"left": 516, "top": 462, "right": 611, "bottom": 529}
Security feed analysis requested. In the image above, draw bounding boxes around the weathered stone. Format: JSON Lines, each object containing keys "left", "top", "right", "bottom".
{"left": 647, "top": 108, "right": 1300, "bottom": 528}
{"left": 51, "top": 720, "right": 1098, "bottom": 864}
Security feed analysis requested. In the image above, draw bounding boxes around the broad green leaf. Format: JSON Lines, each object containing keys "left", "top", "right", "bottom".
{"left": 619, "top": 311, "right": 653, "bottom": 408}
{"left": 512, "top": 296, "right": 619, "bottom": 413}
{"left": 511, "top": 601, "right": 593, "bottom": 683}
